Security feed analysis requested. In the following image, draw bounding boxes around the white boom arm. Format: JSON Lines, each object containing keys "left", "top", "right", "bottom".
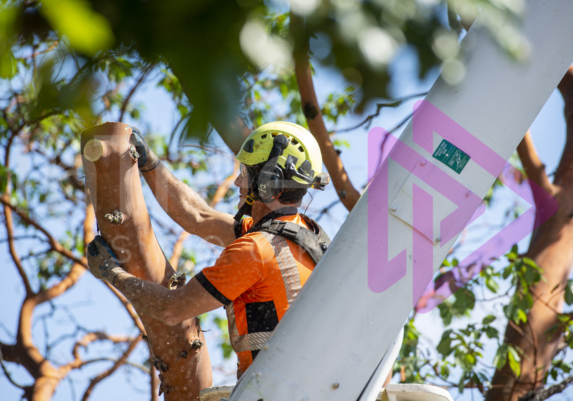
{"left": 230, "top": 1, "right": 573, "bottom": 400}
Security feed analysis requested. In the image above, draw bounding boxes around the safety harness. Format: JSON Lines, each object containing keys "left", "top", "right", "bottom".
{"left": 234, "top": 207, "right": 331, "bottom": 264}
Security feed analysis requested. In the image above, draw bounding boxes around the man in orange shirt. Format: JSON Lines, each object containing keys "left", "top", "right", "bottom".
{"left": 87, "top": 122, "right": 331, "bottom": 377}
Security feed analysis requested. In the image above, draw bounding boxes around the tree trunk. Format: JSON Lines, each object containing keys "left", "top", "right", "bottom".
{"left": 81, "top": 122, "right": 212, "bottom": 401}
{"left": 486, "top": 68, "right": 573, "bottom": 401}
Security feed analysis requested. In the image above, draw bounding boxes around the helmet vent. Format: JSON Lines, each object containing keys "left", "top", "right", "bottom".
{"left": 298, "top": 146, "right": 304, "bottom": 152}
{"left": 243, "top": 139, "right": 255, "bottom": 153}
{"left": 291, "top": 139, "right": 299, "bottom": 145}
{"left": 261, "top": 134, "right": 267, "bottom": 139}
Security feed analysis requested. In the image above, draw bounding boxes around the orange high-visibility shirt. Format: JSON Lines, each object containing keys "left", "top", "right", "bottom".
{"left": 195, "top": 214, "right": 316, "bottom": 375}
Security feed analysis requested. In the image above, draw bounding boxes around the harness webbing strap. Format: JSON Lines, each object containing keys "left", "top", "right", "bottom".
{"left": 244, "top": 213, "right": 331, "bottom": 265}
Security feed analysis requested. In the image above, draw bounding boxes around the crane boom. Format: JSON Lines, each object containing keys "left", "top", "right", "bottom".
{"left": 230, "top": 1, "right": 573, "bottom": 400}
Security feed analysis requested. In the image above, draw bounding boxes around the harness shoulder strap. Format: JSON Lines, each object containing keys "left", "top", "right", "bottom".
{"left": 253, "top": 215, "right": 331, "bottom": 265}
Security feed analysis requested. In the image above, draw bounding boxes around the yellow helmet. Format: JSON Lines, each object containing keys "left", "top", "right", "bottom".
{"left": 235, "top": 121, "right": 329, "bottom": 189}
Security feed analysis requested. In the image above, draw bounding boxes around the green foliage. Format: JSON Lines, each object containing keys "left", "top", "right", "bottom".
{"left": 0, "top": 0, "right": 524, "bottom": 141}
{"left": 394, "top": 245, "right": 555, "bottom": 394}
{"left": 40, "top": 0, "right": 114, "bottom": 56}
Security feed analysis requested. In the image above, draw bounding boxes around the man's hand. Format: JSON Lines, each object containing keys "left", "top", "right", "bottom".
{"left": 130, "top": 126, "right": 160, "bottom": 172}
{"left": 87, "top": 235, "right": 128, "bottom": 284}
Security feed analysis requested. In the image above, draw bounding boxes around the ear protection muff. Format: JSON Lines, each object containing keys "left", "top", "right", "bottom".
{"left": 255, "top": 134, "right": 289, "bottom": 203}
{"left": 255, "top": 166, "right": 284, "bottom": 203}
{"left": 234, "top": 134, "right": 289, "bottom": 222}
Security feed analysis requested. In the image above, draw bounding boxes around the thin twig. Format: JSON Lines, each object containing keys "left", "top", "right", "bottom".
{"left": 335, "top": 91, "right": 428, "bottom": 133}
{"left": 118, "top": 64, "right": 154, "bottom": 122}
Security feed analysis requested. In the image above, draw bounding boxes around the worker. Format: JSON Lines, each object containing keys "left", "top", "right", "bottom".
{"left": 87, "top": 121, "right": 331, "bottom": 378}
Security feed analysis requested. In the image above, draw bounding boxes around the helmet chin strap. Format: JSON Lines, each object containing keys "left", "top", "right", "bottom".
{"left": 234, "top": 192, "right": 256, "bottom": 222}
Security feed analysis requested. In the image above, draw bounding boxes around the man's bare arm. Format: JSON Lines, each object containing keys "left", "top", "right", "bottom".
{"left": 142, "top": 163, "right": 236, "bottom": 247}
{"left": 129, "top": 127, "right": 236, "bottom": 247}
{"left": 113, "top": 273, "right": 224, "bottom": 326}
{"left": 88, "top": 235, "right": 224, "bottom": 325}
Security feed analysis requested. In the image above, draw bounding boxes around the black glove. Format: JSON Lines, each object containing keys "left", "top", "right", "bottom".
{"left": 130, "top": 126, "right": 161, "bottom": 172}
{"left": 87, "top": 235, "right": 128, "bottom": 284}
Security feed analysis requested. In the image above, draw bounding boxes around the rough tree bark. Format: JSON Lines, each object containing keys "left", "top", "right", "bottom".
{"left": 81, "top": 122, "right": 212, "bottom": 401}
{"left": 486, "top": 67, "right": 573, "bottom": 400}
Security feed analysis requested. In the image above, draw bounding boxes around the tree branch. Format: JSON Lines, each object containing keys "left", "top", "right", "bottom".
{"left": 0, "top": 346, "right": 28, "bottom": 390}
{"left": 118, "top": 64, "right": 154, "bottom": 123}
{"left": 81, "top": 336, "right": 142, "bottom": 401}
{"left": 516, "top": 131, "right": 554, "bottom": 195}
{"left": 554, "top": 65, "right": 573, "bottom": 185}
{"left": 0, "top": 195, "right": 86, "bottom": 268}
{"left": 3, "top": 132, "right": 33, "bottom": 295}
{"left": 335, "top": 92, "right": 428, "bottom": 133}
{"left": 150, "top": 363, "right": 159, "bottom": 401}
{"left": 292, "top": 16, "right": 360, "bottom": 211}
{"left": 64, "top": 332, "right": 132, "bottom": 372}
{"left": 519, "top": 375, "right": 573, "bottom": 401}
{"left": 104, "top": 282, "right": 146, "bottom": 334}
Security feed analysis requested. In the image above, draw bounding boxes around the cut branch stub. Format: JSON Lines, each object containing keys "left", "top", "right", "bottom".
{"left": 81, "top": 122, "right": 213, "bottom": 400}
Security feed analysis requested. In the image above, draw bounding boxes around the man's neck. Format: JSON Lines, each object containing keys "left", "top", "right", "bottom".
{"left": 251, "top": 202, "right": 298, "bottom": 225}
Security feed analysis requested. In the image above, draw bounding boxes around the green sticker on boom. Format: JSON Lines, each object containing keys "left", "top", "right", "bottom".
{"left": 432, "top": 139, "right": 470, "bottom": 174}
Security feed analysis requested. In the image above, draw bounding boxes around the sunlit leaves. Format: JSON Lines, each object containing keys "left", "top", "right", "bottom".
{"left": 40, "top": 0, "right": 114, "bottom": 57}
{"left": 0, "top": 49, "right": 17, "bottom": 79}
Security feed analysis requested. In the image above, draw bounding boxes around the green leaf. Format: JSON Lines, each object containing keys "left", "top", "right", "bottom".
{"left": 41, "top": 0, "right": 114, "bottom": 56}
{"left": 437, "top": 330, "right": 453, "bottom": 356}
{"left": 486, "top": 278, "right": 499, "bottom": 293}
{"left": 517, "top": 309, "right": 528, "bottom": 324}
{"left": 508, "top": 346, "right": 521, "bottom": 377}
{"left": 485, "top": 326, "right": 499, "bottom": 339}
{"left": 0, "top": 49, "right": 17, "bottom": 79}
{"left": 565, "top": 280, "right": 573, "bottom": 305}
{"left": 493, "top": 344, "right": 508, "bottom": 369}
{"left": 482, "top": 315, "right": 496, "bottom": 325}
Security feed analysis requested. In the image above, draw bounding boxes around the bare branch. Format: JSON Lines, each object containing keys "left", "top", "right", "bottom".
{"left": 150, "top": 363, "right": 159, "bottom": 401}
{"left": 4, "top": 133, "right": 33, "bottom": 295}
{"left": 119, "top": 64, "right": 154, "bottom": 123}
{"left": 65, "top": 332, "right": 132, "bottom": 372}
{"left": 335, "top": 92, "right": 428, "bottom": 133}
{"left": 292, "top": 16, "right": 360, "bottom": 211}
{"left": 81, "top": 336, "right": 142, "bottom": 401}
{"left": 0, "top": 195, "right": 87, "bottom": 268}
{"left": 209, "top": 159, "right": 239, "bottom": 208}
{"left": 516, "top": 131, "right": 554, "bottom": 194}
{"left": 169, "top": 231, "right": 190, "bottom": 269}
{"left": 519, "top": 375, "right": 573, "bottom": 401}
{"left": 0, "top": 346, "right": 28, "bottom": 390}
{"left": 103, "top": 282, "right": 146, "bottom": 334}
